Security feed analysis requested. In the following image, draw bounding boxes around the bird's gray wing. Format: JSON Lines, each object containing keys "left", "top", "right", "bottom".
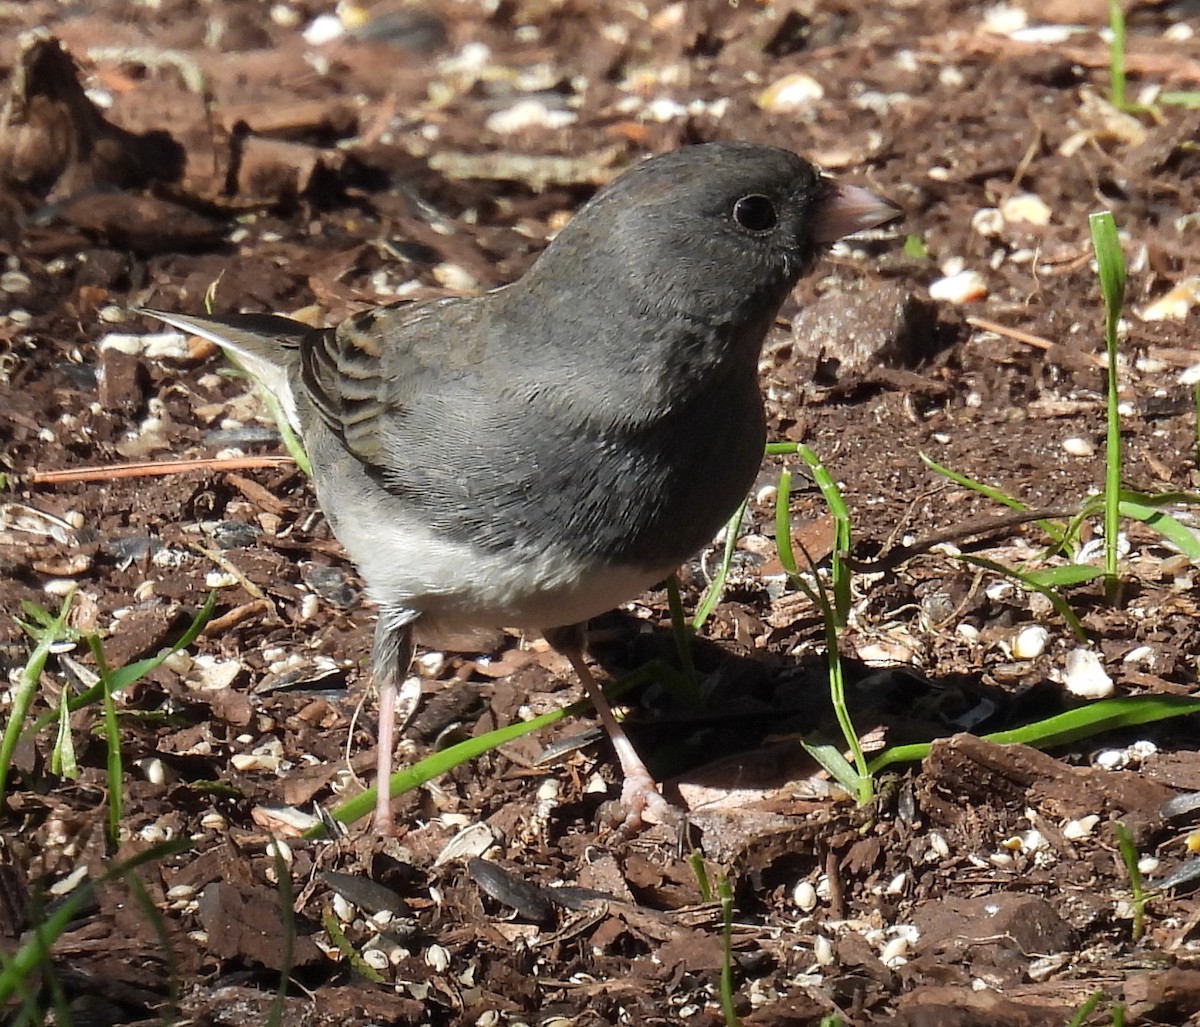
{"left": 298, "top": 296, "right": 476, "bottom": 468}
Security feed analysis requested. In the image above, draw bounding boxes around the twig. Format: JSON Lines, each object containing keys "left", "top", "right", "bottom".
{"left": 966, "top": 315, "right": 1106, "bottom": 368}
{"left": 28, "top": 455, "right": 296, "bottom": 484}
{"left": 844, "top": 507, "right": 1076, "bottom": 574}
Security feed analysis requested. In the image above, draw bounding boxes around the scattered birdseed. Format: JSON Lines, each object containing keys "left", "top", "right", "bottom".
{"left": 434, "top": 821, "right": 498, "bottom": 865}
{"left": 1011, "top": 624, "right": 1048, "bottom": 660}
{"left": 1062, "top": 436, "right": 1095, "bottom": 457}
{"left": 425, "top": 944, "right": 452, "bottom": 972}
{"left": 1062, "top": 815, "right": 1100, "bottom": 840}
{"left": 1140, "top": 278, "right": 1200, "bottom": 322}
{"left": 757, "top": 72, "right": 825, "bottom": 111}
{"left": 792, "top": 880, "right": 818, "bottom": 912}
{"left": 928, "top": 269, "right": 988, "bottom": 303}
{"left": 1062, "top": 648, "right": 1114, "bottom": 699}
{"left": 999, "top": 192, "right": 1052, "bottom": 227}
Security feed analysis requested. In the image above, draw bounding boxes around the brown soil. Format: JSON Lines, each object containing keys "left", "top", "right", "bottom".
{"left": 3, "top": 2, "right": 1200, "bottom": 1024}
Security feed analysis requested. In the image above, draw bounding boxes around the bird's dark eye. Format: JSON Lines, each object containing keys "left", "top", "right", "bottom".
{"left": 731, "top": 194, "right": 778, "bottom": 232}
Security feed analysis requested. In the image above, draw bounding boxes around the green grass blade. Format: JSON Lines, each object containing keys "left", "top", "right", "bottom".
{"left": 919, "top": 452, "right": 1029, "bottom": 511}
{"left": 0, "top": 839, "right": 189, "bottom": 1005}
{"left": 717, "top": 874, "right": 741, "bottom": 1027}
{"left": 1067, "top": 992, "right": 1105, "bottom": 1027}
{"left": 693, "top": 498, "right": 747, "bottom": 631}
{"left": 1114, "top": 821, "right": 1145, "bottom": 942}
{"left": 313, "top": 666, "right": 658, "bottom": 833}
{"left": 687, "top": 850, "right": 713, "bottom": 902}
{"left": 800, "top": 739, "right": 863, "bottom": 797}
{"left": 665, "top": 574, "right": 701, "bottom": 706}
{"left": 51, "top": 688, "right": 78, "bottom": 779}
{"left": 27, "top": 593, "right": 216, "bottom": 737}
{"left": 256, "top": 381, "right": 312, "bottom": 478}
{"left": 1019, "top": 565, "right": 1106, "bottom": 589}
{"left": 1089, "top": 210, "right": 1125, "bottom": 586}
{"left": 774, "top": 468, "right": 801, "bottom": 579}
{"left": 1117, "top": 499, "right": 1200, "bottom": 559}
{"left": 0, "top": 591, "right": 75, "bottom": 805}
{"left": 88, "top": 635, "right": 124, "bottom": 851}
{"left": 1160, "top": 91, "right": 1200, "bottom": 108}
{"left": 867, "top": 694, "right": 1200, "bottom": 773}
{"left": 796, "top": 444, "right": 851, "bottom": 626}
{"left": 920, "top": 453, "right": 1069, "bottom": 545}
{"left": 321, "top": 908, "right": 385, "bottom": 983}
{"left": 267, "top": 840, "right": 296, "bottom": 1027}
{"left": 959, "top": 555, "right": 1088, "bottom": 640}
{"left": 1107, "top": 0, "right": 1127, "bottom": 110}
{"left": 124, "top": 872, "right": 180, "bottom": 1019}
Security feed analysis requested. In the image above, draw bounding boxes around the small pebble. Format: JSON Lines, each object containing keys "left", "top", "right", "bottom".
{"left": 0, "top": 270, "right": 32, "bottom": 295}
{"left": 880, "top": 934, "right": 910, "bottom": 965}
{"left": 362, "top": 948, "right": 390, "bottom": 971}
{"left": 485, "top": 99, "right": 576, "bottom": 134}
{"left": 971, "top": 207, "right": 1004, "bottom": 237}
{"left": 303, "top": 13, "right": 344, "bottom": 44}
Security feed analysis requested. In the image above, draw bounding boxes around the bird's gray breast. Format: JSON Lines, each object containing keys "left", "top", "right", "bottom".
{"left": 368, "top": 362, "right": 766, "bottom": 572}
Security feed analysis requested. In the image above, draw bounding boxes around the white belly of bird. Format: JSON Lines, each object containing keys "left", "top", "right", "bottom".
{"left": 342, "top": 517, "right": 672, "bottom": 633}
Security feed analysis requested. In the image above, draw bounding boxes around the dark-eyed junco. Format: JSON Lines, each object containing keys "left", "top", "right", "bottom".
{"left": 142, "top": 142, "right": 899, "bottom": 834}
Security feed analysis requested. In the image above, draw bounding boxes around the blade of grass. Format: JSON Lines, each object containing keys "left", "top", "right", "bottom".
{"left": 88, "top": 634, "right": 125, "bottom": 851}
{"left": 0, "top": 590, "right": 76, "bottom": 805}
{"left": 773, "top": 465, "right": 871, "bottom": 802}
{"left": 867, "top": 693, "right": 1200, "bottom": 773}
{"left": 50, "top": 689, "right": 78, "bottom": 779}
{"left": 665, "top": 574, "right": 701, "bottom": 705}
{"left": 795, "top": 444, "right": 851, "bottom": 627}
{"left": 26, "top": 593, "right": 216, "bottom": 736}
{"left": 321, "top": 907, "right": 385, "bottom": 983}
{"left": 1089, "top": 210, "right": 1126, "bottom": 590}
{"left": 693, "top": 498, "right": 747, "bottom": 631}
{"left": 1068, "top": 992, "right": 1106, "bottom": 1027}
{"left": 1107, "top": 0, "right": 1127, "bottom": 110}
{"left": 958, "top": 555, "right": 1088, "bottom": 640}
{"left": 716, "top": 874, "right": 741, "bottom": 1027}
{"left": 267, "top": 840, "right": 296, "bottom": 1027}
{"left": 0, "top": 839, "right": 189, "bottom": 1005}
{"left": 1114, "top": 821, "right": 1146, "bottom": 942}
{"left": 1116, "top": 498, "right": 1200, "bottom": 559}
{"left": 1160, "top": 91, "right": 1200, "bottom": 108}
{"left": 313, "top": 664, "right": 661, "bottom": 833}
{"left": 919, "top": 452, "right": 1068, "bottom": 545}
{"left": 1019, "top": 565, "right": 1106, "bottom": 590}
{"left": 800, "top": 739, "right": 863, "bottom": 797}
{"left": 687, "top": 850, "right": 714, "bottom": 903}
{"left": 124, "top": 872, "right": 180, "bottom": 1020}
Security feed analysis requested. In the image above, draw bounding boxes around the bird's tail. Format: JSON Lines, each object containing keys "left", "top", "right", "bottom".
{"left": 137, "top": 309, "right": 311, "bottom": 434}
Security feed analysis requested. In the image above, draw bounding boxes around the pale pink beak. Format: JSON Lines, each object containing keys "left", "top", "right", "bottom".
{"left": 811, "top": 181, "right": 902, "bottom": 243}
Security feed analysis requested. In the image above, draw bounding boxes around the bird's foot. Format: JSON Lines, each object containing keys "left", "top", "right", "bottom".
{"left": 615, "top": 767, "right": 685, "bottom": 836}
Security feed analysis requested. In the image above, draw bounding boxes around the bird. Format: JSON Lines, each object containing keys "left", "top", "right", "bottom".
{"left": 141, "top": 142, "right": 899, "bottom": 835}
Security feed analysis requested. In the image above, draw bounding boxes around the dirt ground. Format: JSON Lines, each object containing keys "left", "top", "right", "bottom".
{"left": 3, "top": 0, "right": 1200, "bottom": 1024}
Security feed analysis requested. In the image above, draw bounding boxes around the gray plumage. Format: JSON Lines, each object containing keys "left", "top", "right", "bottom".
{"left": 142, "top": 141, "right": 899, "bottom": 831}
